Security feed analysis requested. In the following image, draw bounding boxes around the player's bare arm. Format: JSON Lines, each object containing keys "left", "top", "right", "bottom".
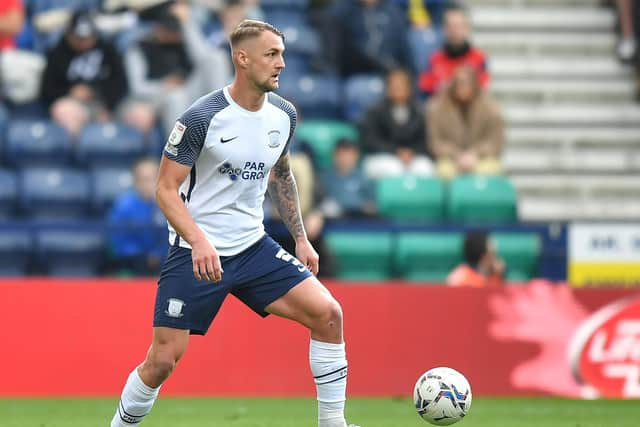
{"left": 268, "top": 153, "right": 319, "bottom": 274}
{"left": 156, "top": 155, "right": 223, "bottom": 282}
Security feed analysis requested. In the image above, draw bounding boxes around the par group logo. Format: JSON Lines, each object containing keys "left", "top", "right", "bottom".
{"left": 569, "top": 296, "right": 640, "bottom": 398}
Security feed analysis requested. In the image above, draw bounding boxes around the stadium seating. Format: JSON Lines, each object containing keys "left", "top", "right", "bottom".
{"left": 76, "top": 122, "right": 145, "bottom": 167}
{"left": 282, "top": 53, "right": 311, "bottom": 77}
{"left": 492, "top": 232, "right": 541, "bottom": 281}
{"left": 91, "top": 167, "right": 133, "bottom": 215}
{"left": 277, "top": 22, "right": 320, "bottom": 57}
{"left": 36, "top": 230, "right": 104, "bottom": 276}
{"left": 343, "top": 74, "right": 385, "bottom": 122}
{"left": 20, "top": 167, "right": 90, "bottom": 219}
{"left": 261, "top": 0, "right": 309, "bottom": 10}
{"left": 0, "top": 102, "right": 7, "bottom": 153}
{"left": 0, "top": 230, "right": 32, "bottom": 276}
{"left": 326, "top": 231, "right": 393, "bottom": 280}
{"left": 395, "top": 232, "right": 463, "bottom": 282}
{"left": 6, "top": 119, "right": 72, "bottom": 167}
{"left": 265, "top": 11, "right": 308, "bottom": 31}
{"left": 295, "top": 120, "right": 358, "bottom": 169}
{"left": 276, "top": 74, "right": 341, "bottom": 119}
{"left": 0, "top": 168, "right": 17, "bottom": 218}
{"left": 447, "top": 175, "right": 517, "bottom": 224}
{"left": 376, "top": 175, "right": 445, "bottom": 222}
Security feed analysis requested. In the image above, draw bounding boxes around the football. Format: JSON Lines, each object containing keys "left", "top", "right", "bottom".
{"left": 413, "top": 367, "right": 472, "bottom": 425}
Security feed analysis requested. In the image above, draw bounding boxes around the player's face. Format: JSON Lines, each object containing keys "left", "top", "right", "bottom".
{"left": 247, "top": 31, "right": 285, "bottom": 92}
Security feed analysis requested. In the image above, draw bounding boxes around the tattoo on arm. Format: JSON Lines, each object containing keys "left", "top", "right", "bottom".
{"left": 268, "top": 154, "right": 306, "bottom": 240}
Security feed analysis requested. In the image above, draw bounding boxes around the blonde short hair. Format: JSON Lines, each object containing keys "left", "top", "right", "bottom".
{"left": 229, "top": 19, "right": 284, "bottom": 48}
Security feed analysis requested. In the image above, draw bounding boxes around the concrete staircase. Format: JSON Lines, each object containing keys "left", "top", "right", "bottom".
{"left": 469, "top": 0, "right": 640, "bottom": 221}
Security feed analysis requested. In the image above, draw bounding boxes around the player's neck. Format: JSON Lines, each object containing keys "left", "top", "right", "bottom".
{"left": 228, "top": 80, "right": 266, "bottom": 112}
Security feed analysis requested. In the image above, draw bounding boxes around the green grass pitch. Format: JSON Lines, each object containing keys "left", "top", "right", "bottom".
{"left": 1, "top": 397, "right": 637, "bottom": 427}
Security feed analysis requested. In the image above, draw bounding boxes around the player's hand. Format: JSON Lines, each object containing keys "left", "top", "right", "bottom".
{"left": 191, "top": 238, "right": 223, "bottom": 282}
{"left": 295, "top": 238, "right": 319, "bottom": 275}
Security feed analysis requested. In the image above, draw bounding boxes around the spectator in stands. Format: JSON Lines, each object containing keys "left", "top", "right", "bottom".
{"left": 0, "top": 0, "right": 23, "bottom": 51}
{"left": 616, "top": 0, "right": 636, "bottom": 62}
{"left": 447, "top": 231, "right": 505, "bottom": 288}
{"left": 392, "top": 0, "right": 444, "bottom": 29}
{"left": 321, "top": 138, "right": 376, "bottom": 219}
{"left": 125, "top": 2, "right": 231, "bottom": 134}
{"left": 107, "top": 157, "right": 166, "bottom": 276}
{"left": 418, "top": 5, "right": 489, "bottom": 96}
{"left": 359, "top": 68, "right": 433, "bottom": 178}
{"left": 205, "top": 0, "right": 247, "bottom": 49}
{"left": 427, "top": 66, "right": 504, "bottom": 180}
{"left": 41, "top": 10, "right": 129, "bottom": 135}
{"left": 321, "top": 0, "right": 413, "bottom": 76}
{"left": 201, "top": 0, "right": 249, "bottom": 75}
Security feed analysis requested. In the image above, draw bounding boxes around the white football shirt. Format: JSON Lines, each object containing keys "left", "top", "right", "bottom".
{"left": 163, "top": 86, "right": 296, "bottom": 256}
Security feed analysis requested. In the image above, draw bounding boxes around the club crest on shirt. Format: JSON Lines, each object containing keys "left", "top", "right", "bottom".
{"left": 267, "top": 130, "right": 281, "bottom": 148}
{"left": 168, "top": 121, "right": 186, "bottom": 146}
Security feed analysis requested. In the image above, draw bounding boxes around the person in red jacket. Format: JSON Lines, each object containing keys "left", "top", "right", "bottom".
{"left": 0, "top": 0, "right": 23, "bottom": 51}
{"left": 418, "top": 5, "right": 489, "bottom": 96}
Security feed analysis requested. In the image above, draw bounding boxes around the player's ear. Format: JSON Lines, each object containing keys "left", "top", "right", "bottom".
{"left": 235, "top": 49, "right": 249, "bottom": 69}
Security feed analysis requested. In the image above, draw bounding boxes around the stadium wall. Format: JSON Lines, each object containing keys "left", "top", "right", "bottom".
{"left": 0, "top": 279, "right": 637, "bottom": 398}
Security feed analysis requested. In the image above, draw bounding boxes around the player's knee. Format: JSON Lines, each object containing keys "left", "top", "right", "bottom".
{"left": 318, "top": 299, "right": 343, "bottom": 331}
{"left": 148, "top": 351, "right": 177, "bottom": 380}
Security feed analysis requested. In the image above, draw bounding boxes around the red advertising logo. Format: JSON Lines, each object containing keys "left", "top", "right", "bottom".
{"left": 569, "top": 297, "right": 640, "bottom": 398}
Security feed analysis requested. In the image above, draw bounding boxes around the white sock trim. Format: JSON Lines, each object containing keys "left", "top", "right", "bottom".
{"left": 131, "top": 368, "right": 160, "bottom": 397}
{"left": 310, "top": 338, "right": 348, "bottom": 423}
{"left": 111, "top": 369, "right": 160, "bottom": 427}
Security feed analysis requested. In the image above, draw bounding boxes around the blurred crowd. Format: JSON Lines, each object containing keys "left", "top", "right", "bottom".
{"left": 0, "top": 0, "right": 514, "bottom": 284}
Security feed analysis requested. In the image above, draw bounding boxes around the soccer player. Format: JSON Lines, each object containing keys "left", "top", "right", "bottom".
{"left": 110, "top": 20, "right": 360, "bottom": 427}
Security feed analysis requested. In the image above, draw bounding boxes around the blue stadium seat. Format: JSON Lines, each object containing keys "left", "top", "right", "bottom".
{"left": 36, "top": 229, "right": 104, "bottom": 276}
{"left": 30, "top": 0, "right": 102, "bottom": 14}
{"left": 91, "top": 167, "right": 133, "bottom": 215}
{"left": 277, "top": 74, "right": 341, "bottom": 118}
{"left": 264, "top": 11, "right": 307, "bottom": 28}
{"left": 5, "top": 101, "right": 48, "bottom": 120}
{"left": 261, "top": 0, "right": 309, "bottom": 10}
{"left": 20, "top": 167, "right": 90, "bottom": 219}
{"left": 0, "top": 168, "right": 18, "bottom": 218}
{"left": 0, "top": 102, "right": 8, "bottom": 158}
{"left": 279, "top": 23, "right": 320, "bottom": 57}
{"left": 76, "top": 122, "right": 145, "bottom": 167}
{"left": 6, "top": 119, "right": 72, "bottom": 167}
{"left": 282, "top": 53, "right": 311, "bottom": 78}
{"left": 0, "top": 230, "right": 32, "bottom": 276}
{"left": 344, "top": 74, "right": 385, "bottom": 122}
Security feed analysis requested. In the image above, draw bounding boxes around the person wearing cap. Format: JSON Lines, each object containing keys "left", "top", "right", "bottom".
{"left": 124, "top": 2, "right": 231, "bottom": 134}
{"left": 40, "top": 10, "right": 129, "bottom": 135}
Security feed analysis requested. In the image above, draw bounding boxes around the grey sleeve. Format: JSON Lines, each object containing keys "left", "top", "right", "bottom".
{"left": 281, "top": 100, "right": 297, "bottom": 154}
{"left": 163, "top": 107, "right": 209, "bottom": 166}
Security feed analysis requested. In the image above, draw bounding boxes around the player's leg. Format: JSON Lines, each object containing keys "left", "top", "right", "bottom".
{"left": 265, "top": 277, "right": 351, "bottom": 427}
{"left": 111, "top": 244, "right": 232, "bottom": 426}
{"left": 110, "top": 327, "right": 189, "bottom": 427}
